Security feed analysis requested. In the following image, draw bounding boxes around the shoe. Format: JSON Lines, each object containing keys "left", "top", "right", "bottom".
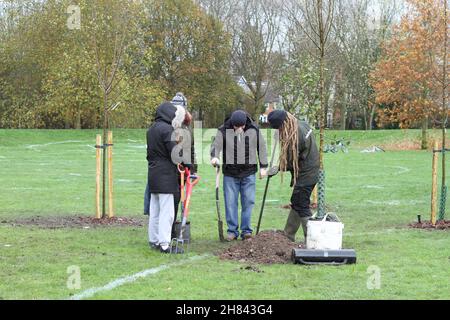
{"left": 226, "top": 234, "right": 237, "bottom": 242}
{"left": 149, "top": 242, "right": 160, "bottom": 250}
{"left": 284, "top": 209, "right": 302, "bottom": 242}
{"left": 242, "top": 233, "right": 253, "bottom": 240}
{"left": 300, "top": 216, "right": 310, "bottom": 239}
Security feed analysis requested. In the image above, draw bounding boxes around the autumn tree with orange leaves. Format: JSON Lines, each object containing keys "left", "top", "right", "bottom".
{"left": 371, "top": 0, "right": 449, "bottom": 150}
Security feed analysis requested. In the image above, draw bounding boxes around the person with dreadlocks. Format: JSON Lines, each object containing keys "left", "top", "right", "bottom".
{"left": 267, "top": 110, "right": 319, "bottom": 242}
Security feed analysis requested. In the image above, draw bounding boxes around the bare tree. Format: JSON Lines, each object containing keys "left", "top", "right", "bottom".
{"left": 435, "top": 0, "right": 449, "bottom": 218}
{"left": 196, "top": 0, "right": 240, "bottom": 31}
{"left": 285, "top": 0, "right": 335, "bottom": 164}
{"left": 230, "top": 0, "right": 282, "bottom": 117}
{"left": 88, "top": 1, "right": 134, "bottom": 218}
{"left": 333, "top": 0, "right": 399, "bottom": 130}
{"left": 284, "top": 0, "right": 336, "bottom": 217}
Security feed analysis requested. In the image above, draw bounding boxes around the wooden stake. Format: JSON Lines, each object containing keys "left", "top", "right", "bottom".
{"left": 95, "top": 134, "right": 102, "bottom": 219}
{"left": 431, "top": 141, "right": 438, "bottom": 225}
{"left": 108, "top": 130, "right": 114, "bottom": 218}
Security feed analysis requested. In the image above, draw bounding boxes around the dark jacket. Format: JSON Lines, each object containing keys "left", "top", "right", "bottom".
{"left": 180, "top": 123, "right": 197, "bottom": 174}
{"left": 147, "top": 102, "right": 186, "bottom": 194}
{"left": 211, "top": 113, "right": 268, "bottom": 178}
{"left": 287, "top": 120, "right": 320, "bottom": 187}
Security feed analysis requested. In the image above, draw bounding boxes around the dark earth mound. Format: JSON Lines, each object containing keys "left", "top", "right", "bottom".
{"left": 409, "top": 220, "right": 450, "bottom": 230}
{"left": 3, "top": 215, "right": 145, "bottom": 229}
{"left": 219, "top": 230, "right": 304, "bottom": 264}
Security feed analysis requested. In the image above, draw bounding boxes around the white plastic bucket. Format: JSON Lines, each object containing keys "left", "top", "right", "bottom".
{"left": 306, "top": 213, "right": 344, "bottom": 250}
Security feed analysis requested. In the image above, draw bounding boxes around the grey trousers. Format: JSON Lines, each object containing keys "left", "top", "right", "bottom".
{"left": 148, "top": 193, "right": 175, "bottom": 249}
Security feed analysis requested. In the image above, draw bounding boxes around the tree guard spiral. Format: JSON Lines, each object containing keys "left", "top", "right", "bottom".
{"left": 317, "top": 169, "right": 326, "bottom": 218}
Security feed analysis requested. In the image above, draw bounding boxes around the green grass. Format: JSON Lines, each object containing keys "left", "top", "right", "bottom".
{"left": 0, "top": 129, "right": 449, "bottom": 300}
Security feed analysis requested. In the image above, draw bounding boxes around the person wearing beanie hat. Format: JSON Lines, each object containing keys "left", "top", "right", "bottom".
{"left": 171, "top": 92, "right": 188, "bottom": 108}
{"left": 267, "top": 110, "right": 287, "bottom": 130}
{"left": 230, "top": 110, "right": 247, "bottom": 128}
{"left": 146, "top": 102, "right": 189, "bottom": 254}
{"left": 210, "top": 110, "right": 268, "bottom": 241}
{"left": 145, "top": 92, "right": 197, "bottom": 217}
{"left": 267, "top": 110, "right": 319, "bottom": 243}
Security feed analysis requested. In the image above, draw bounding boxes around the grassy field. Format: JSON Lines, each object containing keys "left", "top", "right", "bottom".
{"left": 0, "top": 129, "right": 449, "bottom": 300}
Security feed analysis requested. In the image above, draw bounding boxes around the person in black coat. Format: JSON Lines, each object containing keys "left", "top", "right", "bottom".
{"left": 147, "top": 101, "right": 188, "bottom": 253}
{"left": 267, "top": 110, "right": 320, "bottom": 242}
{"left": 210, "top": 110, "right": 268, "bottom": 241}
{"left": 144, "top": 92, "right": 197, "bottom": 239}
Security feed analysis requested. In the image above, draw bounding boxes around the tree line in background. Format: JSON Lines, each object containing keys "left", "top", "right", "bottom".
{"left": 0, "top": 0, "right": 448, "bottom": 133}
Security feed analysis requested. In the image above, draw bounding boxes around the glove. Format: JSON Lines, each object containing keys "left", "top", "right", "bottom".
{"left": 211, "top": 157, "right": 220, "bottom": 167}
{"left": 268, "top": 166, "right": 279, "bottom": 177}
{"left": 260, "top": 168, "right": 268, "bottom": 178}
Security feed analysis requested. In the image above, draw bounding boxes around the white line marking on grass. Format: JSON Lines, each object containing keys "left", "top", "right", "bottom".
{"left": 26, "top": 140, "right": 83, "bottom": 150}
{"left": 346, "top": 228, "right": 410, "bottom": 237}
{"left": 69, "top": 254, "right": 209, "bottom": 300}
{"left": 341, "top": 165, "right": 411, "bottom": 178}
{"left": 392, "top": 166, "right": 411, "bottom": 175}
{"left": 365, "top": 199, "right": 425, "bottom": 206}
{"left": 117, "top": 179, "right": 138, "bottom": 183}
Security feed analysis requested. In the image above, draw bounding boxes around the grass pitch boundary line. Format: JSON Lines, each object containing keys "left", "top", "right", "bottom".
{"left": 68, "top": 254, "right": 210, "bottom": 300}
{"left": 346, "top": 228, "right": 411, "bottom": 237}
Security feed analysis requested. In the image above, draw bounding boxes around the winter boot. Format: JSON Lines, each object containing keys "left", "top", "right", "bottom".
{"left": 284, "top": 209, "right": 302, "bottom": 242}
{"left": 300, "top": 217, "right": 310, "bottom": 240}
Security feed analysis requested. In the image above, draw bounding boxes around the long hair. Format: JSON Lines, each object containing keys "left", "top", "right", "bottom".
{"left": 279, "top": 112, "right": 299, "bottom": 186}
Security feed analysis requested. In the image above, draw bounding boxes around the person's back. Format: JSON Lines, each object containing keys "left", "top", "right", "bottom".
{"left": 146, "top": 102, "right": 182, "bottom": 194}
{"left": 146, "top": 102, "right": 186, "bottom": 254}
{"left": 296, "top": 120, "right": 319, "bottom": 187}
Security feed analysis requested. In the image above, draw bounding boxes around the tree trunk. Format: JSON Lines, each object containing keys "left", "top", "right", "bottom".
{"left": 64, "top": 110, "right": 71, "bottom": 129}
{"left": 421, "top": 116, "right": 428, "bottom": 150}
{"left": 75, "top": 111, "right": 81, "bottom": 129}
{"left": 102, "top": 92, "right": 108, "bottom": 218}
{"left": 340, "top": 103, "right": 346, "bottom": 130}
{"left": 363, "top": 107, "right": 368, "bottom": 130}
{"left": 441, "top": 0, "right": 448, "bottom": 201}
{"left": 369, "top": 104, "right": 376, "bottom": 131}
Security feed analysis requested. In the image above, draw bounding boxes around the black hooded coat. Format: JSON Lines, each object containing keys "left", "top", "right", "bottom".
{"left": 147, "top": 102, "right": 186, "bottom": 194}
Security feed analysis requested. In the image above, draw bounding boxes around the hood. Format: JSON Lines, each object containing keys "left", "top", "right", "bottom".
{"left": 155, "top": 102, "right": 186, "bottom": 129}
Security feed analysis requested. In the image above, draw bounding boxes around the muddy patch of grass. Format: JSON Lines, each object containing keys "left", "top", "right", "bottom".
{"left": 3, "top": 215, "right": 145, "bottom": 229}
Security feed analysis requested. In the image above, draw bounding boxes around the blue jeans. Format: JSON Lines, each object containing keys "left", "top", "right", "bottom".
{"left": 223, "top": 174, "right": 256, "bottom": 238}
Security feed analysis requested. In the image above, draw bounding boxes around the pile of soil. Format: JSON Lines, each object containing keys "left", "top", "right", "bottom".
{"left": 409, "top": 220, "right": 450, "bottom": 230}
{"left": 219, "top": 230, "right": 303, "bottom": 264}
{"left": 4, "top": 215, "right": 145, "bottom": 229}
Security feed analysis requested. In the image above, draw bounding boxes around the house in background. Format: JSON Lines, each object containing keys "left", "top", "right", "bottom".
{"left": 234, "top": 76, "right": 282, "bottom": 125}
{"left": 259, "top": 88, "right": 282, "bottom": 125}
